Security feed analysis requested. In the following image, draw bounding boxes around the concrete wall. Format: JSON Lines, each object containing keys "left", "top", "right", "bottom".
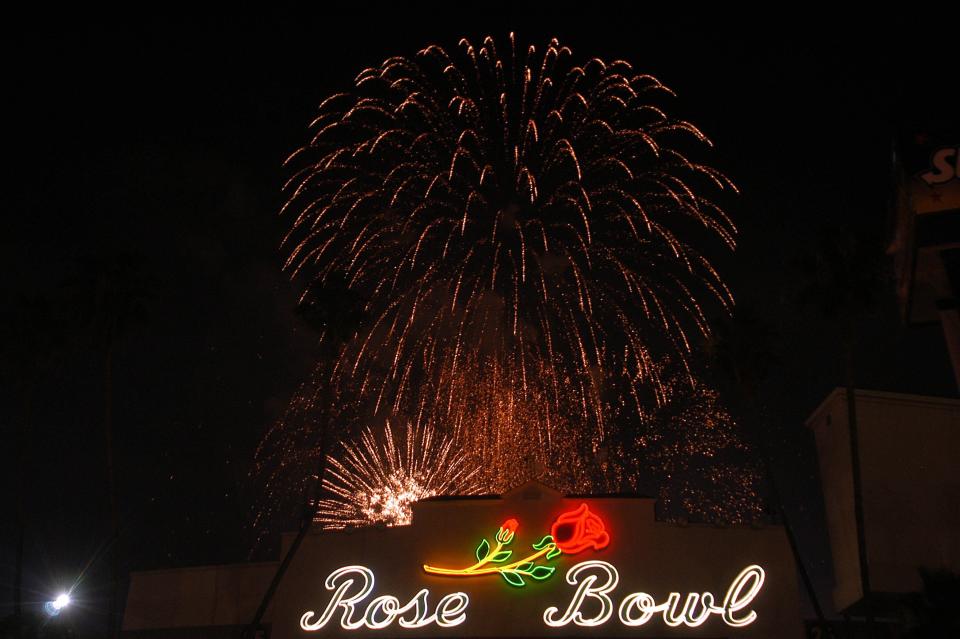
{"left": 122, "top": 560, "right": 278, "bottom": 635}
{"left": 807, "top": 389, "right": 960, "bottom": 612}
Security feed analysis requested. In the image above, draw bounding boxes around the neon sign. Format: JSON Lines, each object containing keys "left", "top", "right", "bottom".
{"left": 543, "top": 561, "right": 765, "bottom": 628}
{"left": 300, "top": 566, "right": 469, "bottom": 631}
{"left": 423, "top": 503, "right": 609, "bottom": 586}
{"left": 299, "top": 562, "right": 765, "bottom": 632}
{"left": 300, "top": 505, "right": 766, "bottom": 632}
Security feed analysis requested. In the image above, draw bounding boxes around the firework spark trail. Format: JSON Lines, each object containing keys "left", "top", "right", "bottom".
{"left": 281, "top": 34, "right": 737, "bottom": 446}
{"left": 411, "top": 356, "right": 603, "bottom": 495}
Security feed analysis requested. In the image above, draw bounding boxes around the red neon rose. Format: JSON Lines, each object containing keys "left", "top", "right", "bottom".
{"left": 550, "top": 503, "right": 609, "bottom": 554}
{"left": 496, "top": 518, "right": 519, "bottom": 544}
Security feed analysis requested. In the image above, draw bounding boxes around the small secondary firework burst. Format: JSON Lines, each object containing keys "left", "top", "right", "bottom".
{"left": 282, "top": 33, "right": 737, "bottom": 446}
{"left": 315, "top": 420, "right": 483, "bottom": 528}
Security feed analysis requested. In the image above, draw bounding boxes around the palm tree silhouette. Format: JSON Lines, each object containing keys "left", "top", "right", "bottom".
{"left": 796, "top": 219, "right": 885, "bottom": 624}
{"left": 706, "top": 305, "right": 825, "bottom": 622}
{"left": 65, "top": 250, "right": 156, "bottom": 639}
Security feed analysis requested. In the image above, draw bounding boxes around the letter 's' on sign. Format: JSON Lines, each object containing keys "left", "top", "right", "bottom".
{"left": 921, "top": 147, "right": 960, "bottom": 185}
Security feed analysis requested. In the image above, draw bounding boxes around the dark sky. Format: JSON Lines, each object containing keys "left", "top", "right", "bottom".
{"left": 3, "top": 8, "right": 957, "bottom": 635}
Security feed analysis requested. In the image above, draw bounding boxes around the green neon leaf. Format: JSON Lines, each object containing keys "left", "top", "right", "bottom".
{"left": 502, "top": 530, "right": 515, "bottom": 545}
{"left": 546, "top": 545, "right": 562, "bottom": 561}
{"left": 530, "top": 565, "right": 556, "bottom": 580}
{"left": 476, "top": 538, "right": 490, "bottom": 562}
{"left": 515, "top": 562, "right": 534, "bottom": 573}
{"left": 531, "top": 535, "right": 553, "bottom": 550}
{"left": 500, "top": 570, "right": 525, "bottom": 587}
{"left": 490, "top": 550, "right": 513, "bottom": 563}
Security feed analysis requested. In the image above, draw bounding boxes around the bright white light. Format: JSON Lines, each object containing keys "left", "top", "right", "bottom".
{"left": 44, "top": 593, "right": 72, "bottom": 617}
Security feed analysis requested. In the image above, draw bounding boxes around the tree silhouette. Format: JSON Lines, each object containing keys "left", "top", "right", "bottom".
{"left": 705, "top": 306, "right": 825, "bottom": 621}
{"left": 64, "top": 250, "right": 156, "bottom": 639}
{"left": 243, "top": 273, "right": 367, "bottom": 638}
{"left": 796, "top": 217, "right": 886, "bottom": 623}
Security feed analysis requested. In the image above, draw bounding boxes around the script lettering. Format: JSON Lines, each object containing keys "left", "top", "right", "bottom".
{"left": 547, "top": 561, "right": 765, "bottom": 629}
{"left": 543, "top": 561, "right": 618, "bottom": 627}
{"left": 300, "top": 565, "right": 469, "bottom": 631}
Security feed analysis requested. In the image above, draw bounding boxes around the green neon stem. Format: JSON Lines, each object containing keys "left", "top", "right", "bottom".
{"left": 423, "top": 544, "right": 556, "bottom": 576}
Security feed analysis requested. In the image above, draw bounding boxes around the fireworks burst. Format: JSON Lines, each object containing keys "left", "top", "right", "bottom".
{"left": 281, "top": 34, "right": 737, "bottom": 445}
{"left": 250, "top": 35, "right": 747, "bottom": 544}
{"left": 315, "top": 420, "right": 483, "bottom": 528}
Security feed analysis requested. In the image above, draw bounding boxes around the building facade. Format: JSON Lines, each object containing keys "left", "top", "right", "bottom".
{"left": 807, "top": 389, "right": 960, "bottom": 615}
{"left": 123, "top": 482, "right": 804, "bottom": 638}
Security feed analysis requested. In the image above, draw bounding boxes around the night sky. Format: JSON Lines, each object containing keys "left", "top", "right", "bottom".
{"left": 3, "top": 9, "right": 957, "bottom": 636}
